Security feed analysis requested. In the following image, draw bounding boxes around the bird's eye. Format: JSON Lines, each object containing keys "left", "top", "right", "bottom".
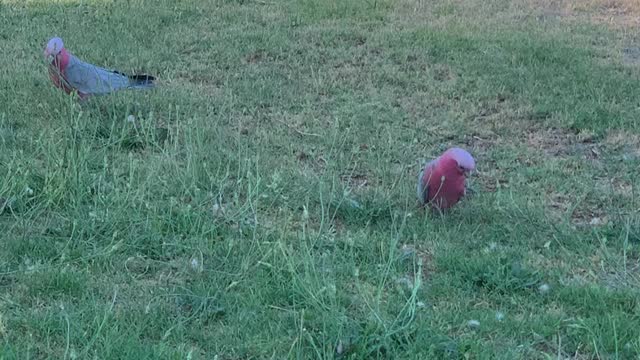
{"left": 459, "top": 165, "right": 472, "bottom": 175}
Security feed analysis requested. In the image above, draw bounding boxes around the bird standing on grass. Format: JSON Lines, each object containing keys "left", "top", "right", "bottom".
{"left": 43, "top": 37, "right": 155, "bottom": 100}
{"left": 417, "top": 147, "right": 476, "bottom": 210}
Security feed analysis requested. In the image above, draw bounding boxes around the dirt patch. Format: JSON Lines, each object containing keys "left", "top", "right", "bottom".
{"left": 245, "top": 50, "right": 268, "bottom": 64}
{"left": 525, "top": 126, "right": 601, "bottom": 161}
{"left": 230, "top": 114, "right": 258, "bottom": 136}
{"left": 546, "top": 191, "right": 611, "bottom": 227}
{"left": 170, "top": 74, "right": 225, "bottom": 98}
{"left": 469, "top": 102, "right": 506, "bottom": 124}
{"left": 432, "top": 63, "right": 456, "bottom": 82}
{"left": 390, "top": 0, "right": 640, "bottom": 31}
{"left": 547, "top": 192, "right": 572, "bottom": 212}
{"left": 527, "top": 0, "right": 572, "bottom": 17}
{"left": 340, "top": 173, "right": 370, "bottom": 190}
{"left": 463, "top": 132, "right": 502, "bottom": 155}
{"left": 571, "top": 205, "right": 609, "bottom": 227}
{"left": 538, "top": 128, "right": 637, "bottom": 226}
{"left": 526, "top": 127, "right": 572, "bottom": 157}
{"left": 595, "top": 175, "right": 635, "bottom": 198}
{"left": 599, "top": 264, "right": 640, "bottom": 290}
{"left": 563, "top": 252, "right": 640, "bottom": 293}
{"left": 604, "top": 131, "right": 640, "bottom": 159}
{"left": 528, "top": 0, "right": 640, "bottom": 28}
{"left": 473, "top": 171, "right": 509, "bottom": 193}
{"left": 296, "top": 149, "right": 327, "bottom": 173}
{"left": 399, "top": 244, "right": 435, "bottom": 281}
{"left": 622, "top": 47, "right": 640, "bottom": 65}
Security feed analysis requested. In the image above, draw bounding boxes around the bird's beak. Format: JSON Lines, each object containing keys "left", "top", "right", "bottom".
{"left": 45, "top": 53, "right": 55, "bottom": 64}
{"left": 462, "top": 168, "right": 473, "bottom": 177}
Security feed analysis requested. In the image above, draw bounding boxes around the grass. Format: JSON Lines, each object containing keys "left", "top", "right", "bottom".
{"left": 1, "top": 0, "right": 640, "bottom": 358}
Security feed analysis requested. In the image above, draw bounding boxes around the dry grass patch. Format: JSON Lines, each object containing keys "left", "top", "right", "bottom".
{"left": 528, "top": 0, "right": 640, "bottom": 27}
{"left": 391, "top": 0, "right": 640, "bottom": 30}
{"left": 605, "top": 131, "right": 640, "bottom": 158}
{"left": 571, "top": 204, "right": 609, "bottom": 227}
{"left": 545, "top": 190, "right": 611, "bottom": 227}
{"left": 340, "top": 173, "right": 371, "bottom": 190}
{"left": 523, "top": 126, "right": 602, "bottom": 162}
{"left": 599, "top": 263, "right": 640, "bottom": 290}
{"left": 396, "top": 244, "right": 433, "bottom": 290}
{"left": 595, "top": 176, "right": 635, "bottom": 199}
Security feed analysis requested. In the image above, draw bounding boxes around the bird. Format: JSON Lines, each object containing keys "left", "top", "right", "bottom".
{"left": 43, "top": 37, "right": 155, "bottom": 100}
{"left": 417, "top": 147, "right": 476, "bottom": 210}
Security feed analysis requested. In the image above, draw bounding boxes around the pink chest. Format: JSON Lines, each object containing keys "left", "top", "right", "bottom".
{"left": 48, "top": 65, "right": 73, "bottom": 94}
{"left": 426, "top": 169, "right": 465, "bottom": 209}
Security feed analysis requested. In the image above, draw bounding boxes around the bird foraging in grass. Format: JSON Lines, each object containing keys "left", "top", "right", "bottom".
{"left": 43, "top": 37, "right": 155, "bottom": 100}
{"left": 417, "top": 147, "right": 476, "bottom": 210}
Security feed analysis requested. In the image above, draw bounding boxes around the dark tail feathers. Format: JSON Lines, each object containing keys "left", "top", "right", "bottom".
{"left": 128, "top": 74, "right": 155, "bottom": 87}
{"left": 112, "top": 70, "right": 155, "bottom": 86}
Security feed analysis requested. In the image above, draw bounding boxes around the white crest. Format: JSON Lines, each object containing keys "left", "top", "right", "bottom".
{"left": 444, "top": 147, "right": 476, "bottom": 171}
{"left": 45, "top": 37, "right": 64, "bottom": 56}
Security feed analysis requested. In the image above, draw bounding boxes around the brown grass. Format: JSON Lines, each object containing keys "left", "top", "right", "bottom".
{"left": 392, "top": 0, "right": 640, "bottom": 30}
{"left": 605, "top": 131, "right": 640, "bottom": 157}
{"left": 527, "top": 0, "right": 640, "bottom": 27}
{"left": 528, "top": 0, "right": 640, "bottom": 14}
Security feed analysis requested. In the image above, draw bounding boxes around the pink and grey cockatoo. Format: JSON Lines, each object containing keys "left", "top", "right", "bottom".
{"left": 43, "top": 37, "right": 155, "bottom": 100}
{"left": 417, "top": 147, "right": 476, "bottom": 210}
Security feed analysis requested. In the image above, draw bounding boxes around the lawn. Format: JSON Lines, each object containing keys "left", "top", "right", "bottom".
{"left": 1, "top": 0, "right": 639, "bottom": 358}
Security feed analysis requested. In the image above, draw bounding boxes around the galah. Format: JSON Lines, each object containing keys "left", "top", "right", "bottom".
{"left": 417, "top": 147, "right": 476, "bottom": 210}
{"left": 43, "top": 37, "right": 155, "bottom": 100}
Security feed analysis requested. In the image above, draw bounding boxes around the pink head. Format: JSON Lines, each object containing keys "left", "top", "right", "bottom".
{"left": 440, "top": 147, "right": 475, "bottom": 175}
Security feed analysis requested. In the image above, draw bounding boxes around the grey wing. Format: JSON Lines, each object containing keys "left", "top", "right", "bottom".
{"left": 416, "top": 160, "right": 435, "bottom": 205}
{"left": 65, "top": 56, "right": 131, "bottom": 94}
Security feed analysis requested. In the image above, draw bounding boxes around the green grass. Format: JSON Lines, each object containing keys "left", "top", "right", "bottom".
{"left": 1, "top": 0, "right": 640, "bottom": 358}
